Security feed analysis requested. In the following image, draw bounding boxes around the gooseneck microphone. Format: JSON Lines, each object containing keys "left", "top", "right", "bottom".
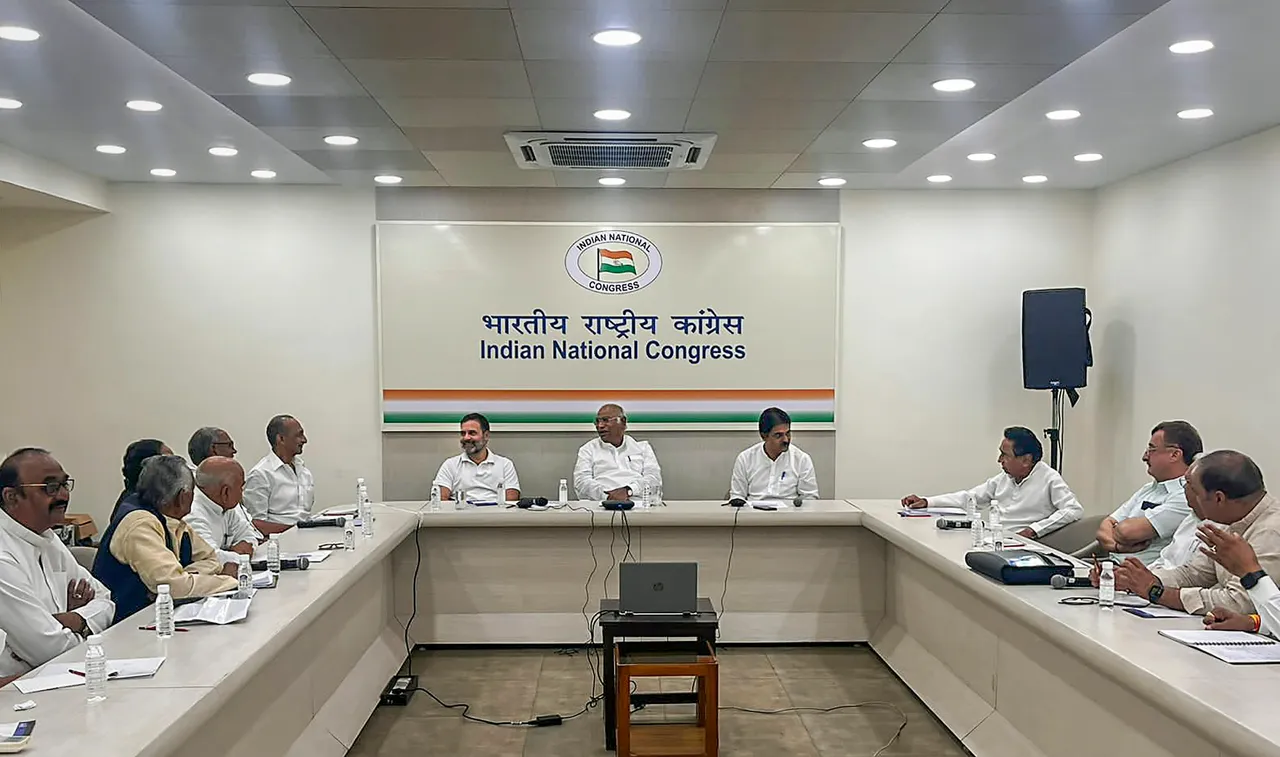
{"left": 1050, "top": 574, "right": 1093, "bottom": 589}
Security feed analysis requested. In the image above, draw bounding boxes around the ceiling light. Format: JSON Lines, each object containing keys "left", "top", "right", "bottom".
{"left": 150, "top": 168, "right": 176, "bottom": 178}
{"left": 1046, "top": 109, "right": 1080, "bottom": 121}
{"left": 251, "top": 169, "right": 276, "bottom": 179}
{"left": 1074, "top": 153, "right": 1103, "bottom": 162}
{"left": 592, "top": 29, "right": 641, "bottom": 47}
{"left": 932, "top": 79, "right": 975, "bottom": 93}
{"left": 967, "top": 152, "right": 996, "bottom": 162}
{"left": 374, "top": 175, "right": 403, "bottom": 185}
{"left": 95, "top": 144, "right": 126, "bottom": 155}
{"left": 1170, "top": 39, "right": 1214, "bottom": 55}
{"left": 127, "top": 100, "right": 163, "bottom": 112}
{"left": 247, "top": 72, "right": 291, "bottom": 87}
{"left": 593, "top": 109, "right": 631, "bottom": 121}
{"left": 208, "top": 146, "right": 238, "bottom": 157}
{"left": 0, "top": 26, "right": 39, "bottom": 42}
{"left": 598, "top": 177, "right": 626, "bottom": 186}
{"left": 862, "top": 138, "right": 897, "bottom": 149}
{"left": 0, "top": 97, "right": 22, "bottom": 110}
{"left": 1022, "top": 175, "right": 1048, "bottom": 184}
{"left": 817, "top": 177, "right": 846, "bottom": 187}
{"left": 1178, "top": 108, "right": 1213, "bottom": 120}
{"left": 927, "top": 175, "right": 953, "bottom": 184}
{"left": 324, "top": 135, "right": 359, "bottom": 146}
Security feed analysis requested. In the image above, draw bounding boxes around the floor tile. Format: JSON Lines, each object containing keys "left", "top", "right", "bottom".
{"left": 720, "top": 676, "right": 792, "bottom": 711}
{"left": 780, "top": 675, "right": 929, "bottom": 715}
{"left": 719, "top": 710, "right": 820, "bottom": 757}
{"left": 411, "top": 648, "right": 544, "bottom": 680}
{"left": 716, "top": 647, "right": 780, "bottom": 679}
{"left": 368, "top": 715, "right": 528, "bottom": 757}
{"left": 523, "top": 709, "right": 609, "bottom": 757}
{"left": 404, "top": 677, "right": 538, "bottom": 722}
{"left": 801, "top": 709, "right": 964, "bottom": 757}
{"left": 766, "top": 646, "right": 895, "bottom": 680}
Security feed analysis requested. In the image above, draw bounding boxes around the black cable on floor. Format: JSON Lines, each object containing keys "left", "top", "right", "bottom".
{"left": 720, "top": 701, "right": 908, "bottom": 757}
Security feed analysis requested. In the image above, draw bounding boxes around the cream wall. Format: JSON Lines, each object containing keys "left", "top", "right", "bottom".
{"left": 838, "top": 191, "right": 1100, "bottom": 508}
{"left": 1091, "top": 124, "right": 1280, "bottom": 506}
{"left": 0, "top": 184, "right": 381, "bottom": 526}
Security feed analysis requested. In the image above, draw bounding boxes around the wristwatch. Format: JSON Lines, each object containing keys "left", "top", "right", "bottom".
{"left": 1147, "top": 580, "right": 1165, "bottom": 605}
{"left": 1242, "top": 569, "right": 1268, "bottom": 590}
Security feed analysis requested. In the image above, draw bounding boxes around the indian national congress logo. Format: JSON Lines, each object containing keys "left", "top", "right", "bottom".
{"left": 565, "top": 230, "right": 663, "bottom": 294}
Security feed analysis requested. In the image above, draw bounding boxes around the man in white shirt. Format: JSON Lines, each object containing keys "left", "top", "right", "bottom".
{"left": 1096, "top": 421, "right": 1203, "bottom": 566}
{"left": 433, "top": 413, "right": 520, "bottom": 503}
{"left": 574, "top": 403, "right": 662, "bottom": 502}
{"left": 901, "top": 426, "right": 1083, "bottom": 539}
{"left": 186, "top": 426, "right": 260, "bottom": 548}
{"left": 0, "top": 448, "right": 114, "bottom": 680}
{"left": 185, "top": 457, "right": 259, "bottom": 564}
{"left": 729, "top": 407, "right": 819, "bottom": 503}
{"left": 243, "top": 414, "right": 314, "bottom": 534}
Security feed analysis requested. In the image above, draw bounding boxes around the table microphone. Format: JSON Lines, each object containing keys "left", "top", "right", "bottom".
{"left": 1050, "top": 574, "right": 1093, "bottom": 589}
{"left": 936, "top": 518, "right": 973, "bottom": 530}
{"left": 250, "top": 556, "right": 310, "bottom": 571}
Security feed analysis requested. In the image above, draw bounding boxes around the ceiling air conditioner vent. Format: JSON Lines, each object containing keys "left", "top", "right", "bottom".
{"left": 505, "top": 132, "right": 717, "bottom": 171}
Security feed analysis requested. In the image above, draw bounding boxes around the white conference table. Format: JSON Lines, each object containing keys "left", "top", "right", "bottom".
{"left": 1, "top": 498, "right": 1278, "bottom": 757}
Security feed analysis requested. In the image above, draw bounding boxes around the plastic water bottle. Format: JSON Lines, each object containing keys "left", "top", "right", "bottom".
{"left": 359, "top": 487, "right": 374, "bottom": 538}
{"left": 236, "top": 554, "right": 252, "bottom": 599}
{"left": 356, "top": 477, "right": 365, "bottom": 509}
{"left": 639, "top": 480, "right": 651, "bottom": 508}
{"left": 1099, "top": 561, "right": 1116, "bottom": 608}
{"left": 970, "top": 515, "right": 985, "bottom": 549}
{"left": 558, "top": 478, "right": 568, "bottom": 506}
{"left": 84, "top": 634, "right": 107, "bottom": 703}
{"left": 266, "top": 533, "right": 281, "bottom": 573}
{"left": 965, "top": 493, "right": 978, "bottom": 520}
{"left": 429, "top": 485, "right": 441, "bottom": 512}
{"left": 155, "top": 584, "right": 174, "bottom": 639}
{"left": 344, "top": 516, "right": 356, "bottom": 550}
{"left": 988, "top": 501, "right": 1003, "bottom": 551}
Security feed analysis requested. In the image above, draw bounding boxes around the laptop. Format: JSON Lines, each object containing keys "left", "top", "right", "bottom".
{"left": 618, "top": 562, "right": 698, "bottom": 615}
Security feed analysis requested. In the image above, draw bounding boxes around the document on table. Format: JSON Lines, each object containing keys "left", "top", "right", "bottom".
{"left": 14, "top": 658, "right": 166, "bottom": 693}
{"left": 320, "top": 506, "right": 358, "bottom": 518}
{"left": 1159, "top": 629, "right": 1280, "bottom": 664}
{"left": 174, "top": 596, "right": 252, "bottom": 625}
{"left": 1125, "top": 605, "right": 1190, "bottom": 619}
{"left": 897, "top": 507, "right": 970, "bottom": 517}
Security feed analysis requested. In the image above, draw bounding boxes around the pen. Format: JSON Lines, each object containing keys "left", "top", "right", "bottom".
{"left": 69, "top": 670, "right": 119, "bottom": 678}
{"left": 138, "top": 626, "right": 189, "bottom": 632}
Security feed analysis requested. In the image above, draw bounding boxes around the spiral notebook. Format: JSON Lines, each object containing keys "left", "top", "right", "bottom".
{"left": 1158, "top": 629, "right": 1280, "bottom": 664}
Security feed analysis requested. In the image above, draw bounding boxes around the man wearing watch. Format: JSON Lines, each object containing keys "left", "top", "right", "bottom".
{"left": 1098, "top": 450, "right": 1280, "bottom": 616}
{"left": 0, "top": 448, "right": 115, "bottom": 681}
{"left": 1197, "top": 521, "right": 1280, "bottom": 636}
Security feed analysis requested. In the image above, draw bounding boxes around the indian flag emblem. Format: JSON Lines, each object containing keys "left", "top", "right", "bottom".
{"left": 598, "top": 248, "right": 637, "bottom": 277}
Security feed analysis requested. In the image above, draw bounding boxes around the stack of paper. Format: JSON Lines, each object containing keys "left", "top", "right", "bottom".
{"left": 1159, "top": 629, "right": 1280, "bottom": 664}
{"left": 174, "top": 596, "right": 251, "bottom": 625}
{"left": 13, "top": 657, "right": 165, "bottom": 694}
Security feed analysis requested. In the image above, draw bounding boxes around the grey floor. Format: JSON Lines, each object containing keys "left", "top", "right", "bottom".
{"left": 350, "top": 646, "right": 968, "bottom": 757}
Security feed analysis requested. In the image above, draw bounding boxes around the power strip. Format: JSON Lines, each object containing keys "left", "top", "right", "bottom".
{"left": 379, "top": 675, "right": 418, "bottom": 706}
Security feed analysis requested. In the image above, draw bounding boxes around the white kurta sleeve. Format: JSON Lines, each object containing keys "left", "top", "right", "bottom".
{"left": 638, "top": 441, "right": 663, "bottom": 494}
{"left": 1249, "top": 575, "right": 1280, "bottom": 639}
{"left": 928, "top": 475, "right": 999, "bottom": 510}
{"left": 729, "top": 451, "right": 750, "bottom": 501}
{"left": 1028, "top": 471, "right": 1084, "bottom": 536}
{"left": 797, "top": 453, "right": 819, "bottom": 501}
{"left": 573, "top": 445, "right": 605, "bottom": 501}
{"left": 64, "top": 548, "right": 114, "bottom": 634}
{"left": 0, "top": 558, "right": 86, "bottom": 670}
{"left": 226, "top": 506, "right": 262, "bottom": 546}
{"left": 242, "top": 469, "right": 272, "bottom": 521}
{"left": 502, "top": 458, "right": 521, "bottom": 497}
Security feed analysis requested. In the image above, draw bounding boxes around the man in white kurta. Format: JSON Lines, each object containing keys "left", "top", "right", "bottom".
{"left": 574, "top": 404, "right": 663, "bottom": 502}
{"left": 0, "top": 448, "right": 114, "bottom": 679}
{"left": 185, "top": 457, "right": 259, "bottom": 564}
{"left": 244, "top": 415, "right": 314, "bottom": 533}
{"left": 433, "top": 413, "right": 520, "bottom": 503}
{"left": 730, "top": 407, "right": 819, "bottom": 502}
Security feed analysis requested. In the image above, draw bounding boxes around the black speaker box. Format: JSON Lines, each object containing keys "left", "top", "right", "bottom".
{"left": 1022, "top": 288, "right": 1090, "bottom": 390}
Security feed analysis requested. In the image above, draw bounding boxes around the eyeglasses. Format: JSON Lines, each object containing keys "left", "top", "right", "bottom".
{"left": 595, "top": 416, "right": 623, "bottom": 424}
{"left": 212, "top": 441, "right": 236, "bottom": 451}
{"left": 14, "top": 479, "right": 74, "bottom": 496}
{"left": 1146, "top": 445, "right": 1179, "bottom": 454}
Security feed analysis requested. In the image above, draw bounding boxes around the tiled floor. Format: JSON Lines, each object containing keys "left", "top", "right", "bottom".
{"left": 350, "top": 646, "right": 968, "bottom": 757}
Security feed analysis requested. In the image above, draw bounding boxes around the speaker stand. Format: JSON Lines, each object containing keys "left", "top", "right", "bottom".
{"left": 1045, "top": 388, "right": 1065, "bottom": 473}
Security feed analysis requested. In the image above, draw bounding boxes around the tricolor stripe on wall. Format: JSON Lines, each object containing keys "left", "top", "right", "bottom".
{"left": 383, "top": 389, "right": 835, "bottom": 425}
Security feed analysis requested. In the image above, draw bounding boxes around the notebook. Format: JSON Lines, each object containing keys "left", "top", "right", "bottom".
{"left": 1158, "top": 629, "right": 1280, "bottom": 664}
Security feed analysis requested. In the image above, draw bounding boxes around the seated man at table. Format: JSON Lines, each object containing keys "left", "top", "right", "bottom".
{"left": 1104, "top": 450, "right": 1280, "bottom": 616}
{"left": 1096, "top": 421, "right": 1203, "bottom": 567}
{"left": 729, "top": 407, "right": 819, "bottom": 503}
{"left": 901, "top": 426, "right": 1083, "bottom": 539}
{"left": 243, "top": 414, "right": 314, "bottom": 534}
{"left": 185, "top": 457, "right": 259, "bottom": 564}
{"left": 574, "top": 403, "right": 663, "bottom": 502}
{"left": 1197, "top": 521, "right": 1280, "bottom": 636}
{"left": 433, "top": 413, "right": 520, "bottom": 504}
{"left": 0, "top": 448, "right": 115, "bottom": 680}
{"left": 93, "top": 455, "right": 239, "bottom": 623}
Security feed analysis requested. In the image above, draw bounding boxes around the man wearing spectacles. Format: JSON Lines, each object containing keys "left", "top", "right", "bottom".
{"left": 185, "top": 427, "right": 261, "bottom": 558}
{"left": 0, "top": 447, "right": 115, "bottom": 681}
{"left": 1096, "top": 421, "right": 1203, "bottom": 567}
{"left": 573, "top": 403, "right": 663, "bottom": 502}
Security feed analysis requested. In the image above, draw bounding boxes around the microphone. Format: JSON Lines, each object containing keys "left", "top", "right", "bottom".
{"left": 297, "top": 517, "right": 344, "bottom": 529}
{"left": 251, "top": 556, "right": 310, "bottom": 571}
{"left": 936, "top": 518, "right": 973, "bottom": 531}
{"left": 1049, "top": 574, "right": 1093, "bottom": 589}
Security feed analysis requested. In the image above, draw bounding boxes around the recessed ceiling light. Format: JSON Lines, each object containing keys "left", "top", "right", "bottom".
{"left": 598, "top": 177, "right": 626, "bottom": 186}
{"left": 1046, "top": 109, "right": 1081, "bottom": 121}
{"left": 251, "top": 169, "right": 276, "bottom": 179}
{"left": 208, "top": 146, "right": 238, "bottom": 157}
{"left": 1178, "top": 108, "right": 1214, "bottom": 120}
{"left": 594, "top": 109, "right": 631, "bottom": 121}
{"left": 150, "top": 168, "right": 176, "bottom": 178}
{"left": 96, "top": 144, "right": 126, "bottom": 155}
{"left": 862, "top": 138, "right": 897, "bottom": 149}
{"left": 247, "top": 72, "right": 291, "bottom": 87}
{"left": 0, "top": 26, "right": 39, "bottom": 42}
{"left": 374, "top": 175, "right": 403, "bottom": 185}
{"left": 967, "top": 152, "right": 996, "bottom": 162}
{"left": 932, "top": 78, "right": 975, "bottom": 93}
{"left": 127, "top": 100, "right": 163, "bottom": 112}
{"left": 0, "top": 97, "right": 22, "bottom": 110}
{"left": 324, "top": 135, "right": 359, "bottom": 146}
{"left": 1074, "top": 153, "right": 1103, "bottom": 162}
{"left": 927, "top": 174, "right": 953, "bottom": 183}
{"left": 817, "top": 177, "right": 846, "bottom": 187}
{"left": 1022, "top": 175, "right": 1048, "bottom": 184}
{"left": 593, "top": 29, "right": 641, "bottom": 47}
{"left": 1170, "top": 39, "right": 1214, "bottom": 55}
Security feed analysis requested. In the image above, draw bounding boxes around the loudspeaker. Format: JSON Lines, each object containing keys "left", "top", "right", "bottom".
{"left": 1022, "top": 288, "right": 1091, "bottom": 390}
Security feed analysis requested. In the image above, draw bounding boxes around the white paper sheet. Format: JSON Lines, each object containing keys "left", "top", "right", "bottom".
{"left": 173, "top": 596, "right": 251, "bottom": 625}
